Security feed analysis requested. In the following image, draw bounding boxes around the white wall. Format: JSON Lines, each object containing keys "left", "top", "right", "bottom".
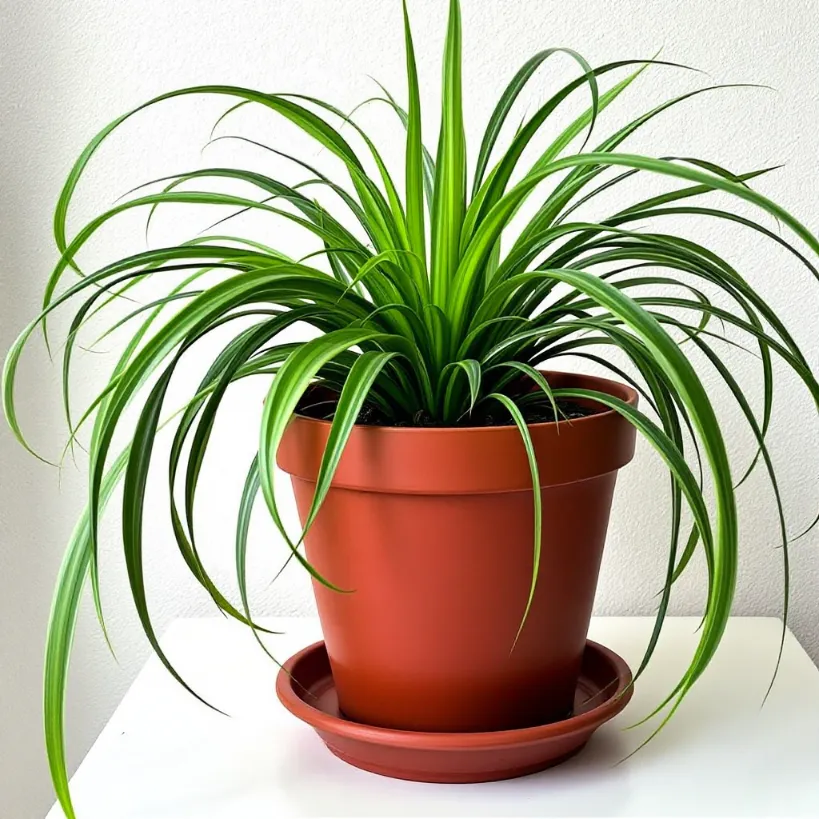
{"left": 2, "top": 0, "right": 819, "bottom": 816}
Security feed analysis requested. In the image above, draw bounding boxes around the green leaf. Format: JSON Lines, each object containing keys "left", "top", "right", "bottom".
{"left": 54, "top": 85, "right": 369, "bottom": 260}
{"left": 234, "top": 454, "right": 285, "bottom": 666}
{"left": 171, "top": 313, "right": 317, "bottom": 625}
{"left": 542, "top": 269, "right": 733, "bottom": 706}
{"left": 472, "top": 47, "right": 600, "bottom": 195}
{"left": 402, "top": 0, "right": 427, "bottom": 268}
{"left": 440, "top": 358, "right": 482, "bottom": 420}
{"left": 258, "top": 327, "right": 389, "bottom": 589}
{"left": 123, "top": 364, "right": 226, "bottom": 707}
{"left": 300, "top": 351, "right": 398, "bottom": 538}
{"left": 368, "top": 82, "right": 436, "bottom": 208}
{"left": 552, "top": 387, "right": 713, "bottom": 683}
{"left": 45, "top": 449, "right": 129, "bottom": 819}
{"left": 488, "top": 361, "right": 559, "bottom": 422}
{"left": 430, "top": 0, "right": 467, "bottom": 307}
{"left": 486, "top": 393, "right": 541, "bottom": 647}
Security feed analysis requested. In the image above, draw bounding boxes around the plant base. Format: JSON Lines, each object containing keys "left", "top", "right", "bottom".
{"left": 276, "top": 639, "right": 633, "bottom": 783}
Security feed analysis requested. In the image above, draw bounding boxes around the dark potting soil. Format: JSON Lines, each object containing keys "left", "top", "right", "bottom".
{"left": 296, "top": 389, "right": 600, "bottom": 429}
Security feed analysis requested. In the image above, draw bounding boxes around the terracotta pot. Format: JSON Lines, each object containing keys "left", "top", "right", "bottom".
{"left": 277, "top": 371, "right": 637, "bottom": 733}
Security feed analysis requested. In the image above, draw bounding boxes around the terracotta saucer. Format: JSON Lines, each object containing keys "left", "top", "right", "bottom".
{"left": 276, "top": 640, "right": 633, "bottom": 783}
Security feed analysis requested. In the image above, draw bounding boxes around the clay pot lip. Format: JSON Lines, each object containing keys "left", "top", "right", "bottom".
{"left": 291, "top": 370, "right": 638, "bottom": 435}
{"left": 277, "top": 639, "right": 633, "bottom": 750}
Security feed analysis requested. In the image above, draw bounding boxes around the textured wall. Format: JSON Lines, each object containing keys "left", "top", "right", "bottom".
{"left": 2, "top": 0, "right": 819, "bottom": 816}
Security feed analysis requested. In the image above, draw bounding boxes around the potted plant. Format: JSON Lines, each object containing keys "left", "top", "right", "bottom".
{"left": 6, "top": 0, "right": 819, "bottom": 814}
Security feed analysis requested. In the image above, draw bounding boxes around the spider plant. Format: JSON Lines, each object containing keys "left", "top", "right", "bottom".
{"left": 5, "top": 0, "right": 819, "bottom": 814}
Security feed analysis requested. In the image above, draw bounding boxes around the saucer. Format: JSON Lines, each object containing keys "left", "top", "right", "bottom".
{"left": 276, "top": 639, "right": 633, "bottom": 783}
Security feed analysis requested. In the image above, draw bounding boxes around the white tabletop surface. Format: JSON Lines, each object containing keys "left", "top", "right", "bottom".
{"left": 47, "top": 616, "right": 819, "bottom": 818}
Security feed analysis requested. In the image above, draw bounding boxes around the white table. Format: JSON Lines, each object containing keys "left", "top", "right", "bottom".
{"left": 47, "top": 617, "right": 819, "bottom": 818}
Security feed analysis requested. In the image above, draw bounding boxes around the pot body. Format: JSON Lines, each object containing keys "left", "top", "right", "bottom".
{"left": 277, "top": 371, "right": 637, "bottom": 732}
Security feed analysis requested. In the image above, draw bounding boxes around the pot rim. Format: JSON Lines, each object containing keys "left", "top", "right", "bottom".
{"left": 292, "top": 369, "right": 638, "bottom": 435}
{"left": 279, "top": 370, "right": 639, "bottom": 493}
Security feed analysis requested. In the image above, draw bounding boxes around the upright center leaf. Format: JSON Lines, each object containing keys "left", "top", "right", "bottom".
{"left": 430, "top": 0, "right": 467, "bottom": 309}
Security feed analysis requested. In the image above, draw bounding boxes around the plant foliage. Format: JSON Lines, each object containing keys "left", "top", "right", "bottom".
{"left": 4, "top": 1, "right": 819, "bottom": 814}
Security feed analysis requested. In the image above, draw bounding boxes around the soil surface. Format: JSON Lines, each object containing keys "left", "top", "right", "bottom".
{"left": 296, "top": 387, "right": 600, "bottom": 428}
